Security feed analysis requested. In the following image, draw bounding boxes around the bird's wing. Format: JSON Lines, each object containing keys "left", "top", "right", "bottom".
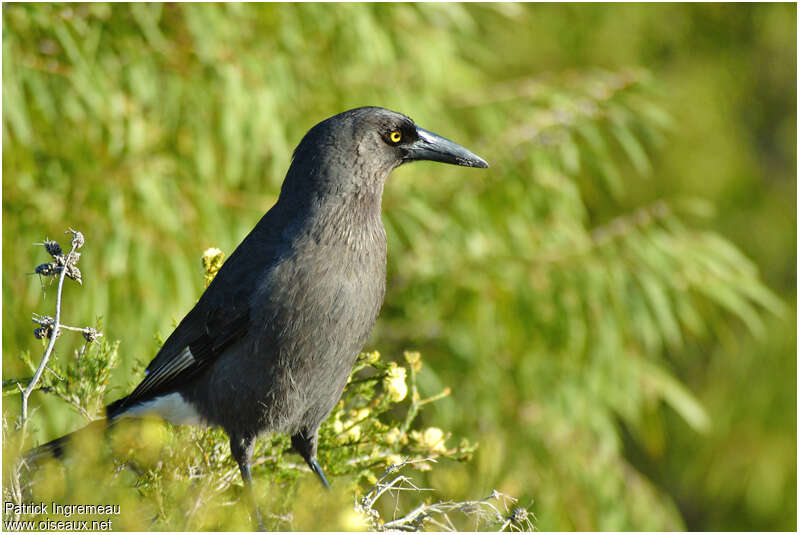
{"left": 106, "top": 237, "right": 265, "bottom": 418}
{"left": 107, "top": 291, "right": 251, "bottom": 418}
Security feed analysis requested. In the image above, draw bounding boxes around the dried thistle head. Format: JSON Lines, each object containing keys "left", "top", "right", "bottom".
{"left": 35, "top": 263, "right": 58, "bottom": 277}
{"left": 33, "top": 325, "right": 60, "bottom": 339}
{"left": 43, "top": 240, "right": 63, "bottom": 257}
{"left": 63, "top": 264, "right": 82, "bottom": 285}
{"left": 35, "top": 230, "right": 84, "bottom": 284}
{"left": 67, "top": 228, "right": 85, "bottom": 250}
{"left": 509, "top": 506, "right": 529, "bottom": 524}
{"left": 82, "top": 327, "right": 102, "bottom": 343}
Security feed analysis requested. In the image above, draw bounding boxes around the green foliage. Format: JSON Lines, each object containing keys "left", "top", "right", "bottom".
{"left": 4, "top": 335, "right": 502, "bottom": 529}
{"left": 3, "top": 3, "right": 795, "bottom": 531}
{"left": 5, "top": 239, "right": 507, "bottom": 531}
{"left": 25, "top": 330, "right": 119, "bottom": 423}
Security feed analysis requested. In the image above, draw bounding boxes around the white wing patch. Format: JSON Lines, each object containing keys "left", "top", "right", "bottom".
{"left": 140, "top": 346, "right": 194, "bottom": 384}
{"left": 173, "top": 346, "right": 196, "bottom": 370}
{"left": 122, "top": 392, "right": 206, "bottom": 426}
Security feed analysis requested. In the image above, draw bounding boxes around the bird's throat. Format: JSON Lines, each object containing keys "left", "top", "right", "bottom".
{"left": 311, "top": 188, "right": 386, "bottom": 252}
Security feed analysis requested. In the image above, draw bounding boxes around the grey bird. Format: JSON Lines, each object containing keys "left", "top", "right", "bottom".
{"left": 27, "top": 106, "right": 488, "bottom": 495}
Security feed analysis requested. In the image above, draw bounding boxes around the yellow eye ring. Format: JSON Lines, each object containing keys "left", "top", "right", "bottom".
{"left": 389, "top": 131, "right": 402, "bottom": 143}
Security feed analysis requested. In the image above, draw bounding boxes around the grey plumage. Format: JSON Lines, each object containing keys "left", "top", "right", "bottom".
{"left": 28, "top": 106, "right": 488, "bottom": 494}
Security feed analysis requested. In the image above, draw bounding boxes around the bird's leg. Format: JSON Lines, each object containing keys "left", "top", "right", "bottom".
{"left": 291, "top": 429, "right": 330, "bottom": 489}
{"left": 230, "top": 434, "right": 265, "bottom": 530}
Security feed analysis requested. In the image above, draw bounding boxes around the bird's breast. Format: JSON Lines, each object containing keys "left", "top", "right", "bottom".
{"left": 254, "top": 223, "right": 387, "bottom": 361}
{"left": 238, "top": 230, "right": 385, "bottom": 432}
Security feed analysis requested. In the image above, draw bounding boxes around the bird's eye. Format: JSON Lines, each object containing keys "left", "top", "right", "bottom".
{"left": 389, "top": 130, "right": 402, "bottom": 144}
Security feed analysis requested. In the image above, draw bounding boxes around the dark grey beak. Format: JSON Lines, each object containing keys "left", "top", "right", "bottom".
{"left": 405, "top": 127, "right": 489, "bottom": 168}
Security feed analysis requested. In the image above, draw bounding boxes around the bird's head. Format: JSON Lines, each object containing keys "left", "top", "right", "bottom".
{"left": 287, "top": 107, "right": 488, "bottom": 195}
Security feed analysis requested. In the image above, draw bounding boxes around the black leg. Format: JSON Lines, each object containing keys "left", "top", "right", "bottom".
{"left": 291, "top": 429, "right": 330, "bottom": 489}
{"left": 230, "top": 434, "right": 265, "bottom": 530}
{"left": 230, "top": 433, "right": 255, "bottom": 484}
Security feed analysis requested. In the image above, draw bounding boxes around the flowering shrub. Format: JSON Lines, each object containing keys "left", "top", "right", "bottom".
{"left": 3, "top": 243, "right": 527, "bottom": 531}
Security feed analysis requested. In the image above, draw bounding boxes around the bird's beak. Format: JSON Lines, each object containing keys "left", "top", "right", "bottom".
{"left": 405, "top": 127, "right": 489, "bottom": 168}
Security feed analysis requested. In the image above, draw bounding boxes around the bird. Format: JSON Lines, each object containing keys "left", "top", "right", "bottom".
{"left": 27, "top": 106, "right": 488, "bottom": 497}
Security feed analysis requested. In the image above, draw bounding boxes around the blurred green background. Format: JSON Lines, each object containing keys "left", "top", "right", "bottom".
{"left": 3, "top": 3, "right": 795, "bottom": 531}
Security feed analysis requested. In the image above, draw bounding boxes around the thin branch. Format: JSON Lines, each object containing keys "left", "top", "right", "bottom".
{"left": 20, "top": 229, "right": 84, "bottom": 427}
{"left": 355, "top": 459, "right": 533, "bottom": 532}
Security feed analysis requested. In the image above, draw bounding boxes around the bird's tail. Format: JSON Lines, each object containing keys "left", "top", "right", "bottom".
{"left": 23, "top": 419, "right": 110, "bottom": 466}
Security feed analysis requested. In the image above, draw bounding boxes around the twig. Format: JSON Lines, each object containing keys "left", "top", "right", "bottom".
{"left": 355, "top": 459, "right": 534, "bottom": 532}
{"left": 32, "top": 314, "right": 102, "bottom": 342}
{"left": 20, "top": 229, "right": 84, "bottom": 427}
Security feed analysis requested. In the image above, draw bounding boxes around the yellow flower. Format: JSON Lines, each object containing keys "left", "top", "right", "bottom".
{"left": 412, "top": 427, "right": 448, "bottom": 454}
{"left": 403, "top": 350, "right": 422, "bottom": 372}
{"left": 345, "top": 424, "right": 361, "bottom": 442}
{"left": 332, "top": 418, "right": 344, "bottom": 435}
{"left": 364, "top": 350, "right": 381, "bottom": 364}
{"left": 385, "top": 453, "right": 404, "bottom": 467}
{"left": 385, "top": 427, "right": 403, "bottom": 445}
{"left": 201, "top": 248, "right": 225, "bottom": 287}
{"left": 351, "top": 408, "right": 370, "bottom": 421}
{"left": 339, "top": 508, "right": 369, "bottom": 530}
{"left": 383, "top": 363, "right": 407, "bottom": 402}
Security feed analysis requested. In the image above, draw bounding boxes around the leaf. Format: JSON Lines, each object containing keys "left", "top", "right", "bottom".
{"left": 559, "top": 131, "right": 581, "bottom": 175}
{"left": 627, "top": 275, "right": 663, "bottom": 354}
{"left": 699, "top": 282, "right": 766, "bottom": 338}
{"left": 674, "top": 294, "right": 706, "bottom": 338}
{"left": 632, "top": 99, "right": 675, "bottom": 131}
{"left": 639, "top": 360, "right": 710, "bottom": 433}
{"left": 611, "top": 122, "right": 652, "bottom": 176}
{"left": 636, "top": 271, "right": 682, "bottom": 349}
{"left": 737, "top": 280, "right": 788, "bottom": 318}
{"left": 699, "top": 232, "right": 758, "bottom": 277}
